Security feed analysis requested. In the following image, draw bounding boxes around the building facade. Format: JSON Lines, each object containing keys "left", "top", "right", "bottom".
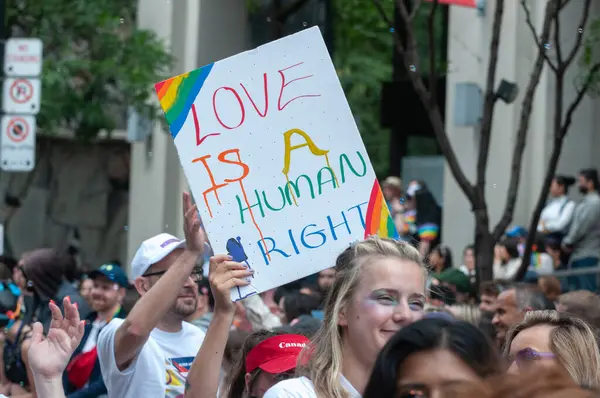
{"left": 442, "top": 0, "right": 600, "bottom": 257}
{"left": 128, "top": 0, "right": 600, "bottom": 268}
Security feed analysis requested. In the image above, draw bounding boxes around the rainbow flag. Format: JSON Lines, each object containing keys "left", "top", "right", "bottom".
{"left": 154, "top": 63, "right": 214, "bottom": 139}
{"left": 364, "top": 179, "right": 399, "bottom": 239}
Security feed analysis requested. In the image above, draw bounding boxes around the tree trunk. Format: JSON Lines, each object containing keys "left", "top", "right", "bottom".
{"left": 475, "top": 226, "right": 495, "bottom": 283}
{"left": 474, "top": 206, "right": 494, "bottom": 283}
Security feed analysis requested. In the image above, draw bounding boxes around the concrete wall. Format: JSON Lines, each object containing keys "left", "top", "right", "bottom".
{"left": 0, "top": 139, "right": 130, "bottom": 268}
{"left": 443, "top": 0, "right": 600, "bottom": 259}
{"left": 127, "top": 0, "right": 251, "bottom": 271}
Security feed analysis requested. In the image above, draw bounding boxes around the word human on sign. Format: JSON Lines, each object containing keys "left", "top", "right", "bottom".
{"left": 156, "top": 27, "right": 397, "bottom": 301}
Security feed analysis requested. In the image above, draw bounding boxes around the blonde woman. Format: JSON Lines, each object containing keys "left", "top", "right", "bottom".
{"left": 504, "top": 310, "right": 600, "bottom": 388}
{"left": 264, "top": 237, "right": 428, "bottom": 398}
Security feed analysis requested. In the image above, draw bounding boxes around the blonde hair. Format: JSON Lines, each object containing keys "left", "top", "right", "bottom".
{"left": 298, "top": 236, "right": 426, "bottom": 398}
{"left": 504, "top": 310, "right": 600, "bottom": 388}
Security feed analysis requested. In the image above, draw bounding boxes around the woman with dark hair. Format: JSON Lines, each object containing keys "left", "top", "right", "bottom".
{"left": 280, "top": 292, "right": 320, "bottom": 324}
{"left": 406, "top": 181, "right": 442, "bottom": 256}
{"left": 428, "top": 245, "right": 453, "bottom": 274}
{"left": 277, "top": 292, "right": 322, "bottom": 338}
{"left": 493, "top": 238, "right": 522, "bottom": 280}
{"left": 538, "top": 175, "right": 576, "bottom": 242}
{"left": 363, "top": 317, "right": 502, "bottom": 398}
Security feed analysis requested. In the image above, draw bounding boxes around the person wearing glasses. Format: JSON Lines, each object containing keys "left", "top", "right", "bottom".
{"left": 504, "top": 310, "right": 600, "bottom": 388}
{"left": 96, "top": 193, "right": 206, "bottom": 397}
{"left": 363, "top": 317, "right": 502, "bottom": 398}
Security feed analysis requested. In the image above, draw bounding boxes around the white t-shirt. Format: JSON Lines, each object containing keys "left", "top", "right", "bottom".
{"left": 97, "top": 318, "right": 205, "bottom": 398}
{"left": 82, "top": 318, "right": 106, "bottom": 353}
{"left": 264, "top": 375, "right": 361, "bottom": 398}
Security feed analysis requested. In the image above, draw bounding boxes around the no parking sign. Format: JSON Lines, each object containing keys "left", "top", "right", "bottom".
{"left": 2, "top": 78, "right": 41, "bottom": 114}
{"left": 1, "top": 38, "right": 42, "bottom": 172}
{"left": 0, "top": 115, "right": 36, "bottom": 171}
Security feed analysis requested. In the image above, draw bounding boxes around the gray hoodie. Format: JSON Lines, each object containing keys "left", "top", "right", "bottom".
{"left": 563, "top": 191, "right": 600, "bottom": 262}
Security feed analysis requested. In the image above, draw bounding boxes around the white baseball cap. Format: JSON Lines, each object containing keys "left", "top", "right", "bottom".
{"left": 130, "top": 233, "right": 187, "bottom": 280}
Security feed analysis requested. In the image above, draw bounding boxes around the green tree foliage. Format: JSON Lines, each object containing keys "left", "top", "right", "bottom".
{"left": 580, "top": 17, "right": 600, "bottom": 96}
{"left": 6, "top": 0, "right": 173, "bottom": 140}
{"left": 332, "top": 0, "right": 393, "bottom": 177}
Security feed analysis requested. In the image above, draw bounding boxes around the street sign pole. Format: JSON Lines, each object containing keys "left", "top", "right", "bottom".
{"left": 0, "top": 0, "right": 6, "bottom": 112}
{"left": 1, "top": 37, "right": 42, "bottom": 172}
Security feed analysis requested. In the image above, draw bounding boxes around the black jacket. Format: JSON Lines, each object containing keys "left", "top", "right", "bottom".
{"left": 62, "top": 307, "right": 127, "bottom": 398}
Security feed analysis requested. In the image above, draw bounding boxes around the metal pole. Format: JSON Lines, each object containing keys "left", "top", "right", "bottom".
{"left": 0, "top": 0, "right": 6, "bottom": 103}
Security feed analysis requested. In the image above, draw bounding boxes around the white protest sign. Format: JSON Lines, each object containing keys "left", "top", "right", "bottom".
{"left": 156, "top": 27, "right": 396, "bottom": 301}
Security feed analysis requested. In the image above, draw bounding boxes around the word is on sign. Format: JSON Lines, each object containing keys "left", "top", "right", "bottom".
{"left": 155, "top": 27, "right": 397, "bottom": 301}
{"left": 0, "top": 115, "right": 36, "bottom": 172}
{"left": 4, "top": 38, "right": 43, "bottom": 77}
{"left": 2, "top": 78, "right": 41, "bottom": 115}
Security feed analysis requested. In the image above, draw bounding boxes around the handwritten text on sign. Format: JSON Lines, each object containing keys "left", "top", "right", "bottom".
{"left": 156, "top": 27, "right": 396, "bottom": 301}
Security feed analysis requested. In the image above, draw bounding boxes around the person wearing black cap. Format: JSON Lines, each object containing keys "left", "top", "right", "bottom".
{"left": 63, "top": 263, "right": 128, "bottom": 397}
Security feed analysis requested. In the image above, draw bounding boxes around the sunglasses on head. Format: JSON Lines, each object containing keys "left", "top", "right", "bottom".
{"left": 513, "top": 347, "right": 556, "bottom": 369}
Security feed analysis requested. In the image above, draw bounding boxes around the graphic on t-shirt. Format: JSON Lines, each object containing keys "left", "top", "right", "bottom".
{"left": 164, "top": 356, "right": 194, "bottom": 398}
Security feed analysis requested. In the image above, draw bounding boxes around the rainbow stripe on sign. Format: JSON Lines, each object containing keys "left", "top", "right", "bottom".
{"left": 154, "top": 63, "right": 214, "bottom": 139}
{"left": 364, "top": 179, "right": 399, "bottom": 239}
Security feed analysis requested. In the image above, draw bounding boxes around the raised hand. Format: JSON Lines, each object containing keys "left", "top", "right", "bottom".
{"left": 183, "top": 192, "right": 206, "bottom": 255}
{"left": 208, "top": 254, "right": 253, "bottom": 312}
{"left": 27, "top": 297, "right": 85, "bottom": 378}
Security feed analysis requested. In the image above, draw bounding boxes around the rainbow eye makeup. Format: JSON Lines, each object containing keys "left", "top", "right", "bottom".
{"left": 369, "top": 290, "right": 399, "bottom": 306}
{"left": 364, "top": 289, "right": 426, "bottom": 312}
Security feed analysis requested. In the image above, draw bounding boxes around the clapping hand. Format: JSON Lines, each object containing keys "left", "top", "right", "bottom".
{"left": 27, "top": 297, "right": 85, "bottom": 379}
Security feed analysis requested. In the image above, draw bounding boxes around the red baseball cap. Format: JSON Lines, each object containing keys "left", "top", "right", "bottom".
{"left": 245, "top": 334, "right": 310, "bottom": 374}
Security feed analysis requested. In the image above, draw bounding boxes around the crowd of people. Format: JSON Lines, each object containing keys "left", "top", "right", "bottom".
{"left": 0, "top": 176, "right": 598, "bottom": 397}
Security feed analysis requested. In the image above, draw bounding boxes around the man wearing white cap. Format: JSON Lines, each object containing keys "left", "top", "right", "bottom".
{"left": 97, "top": 193, "right": 207, "bottom": 397}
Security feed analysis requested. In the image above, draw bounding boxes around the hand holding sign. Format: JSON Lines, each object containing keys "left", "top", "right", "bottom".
{"left": 208, "top": 255, "right": 253, "bottom": 312}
